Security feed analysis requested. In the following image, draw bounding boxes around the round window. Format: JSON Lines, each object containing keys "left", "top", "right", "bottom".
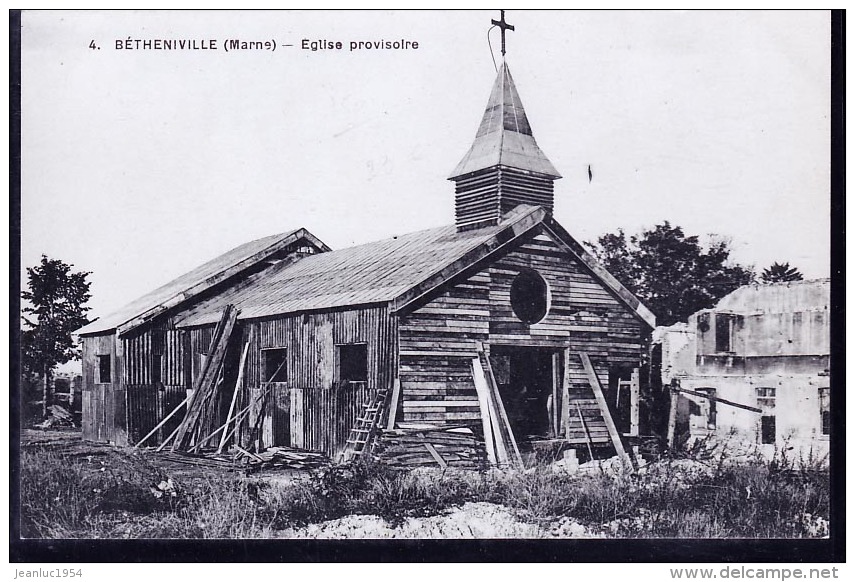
{"left": 510, "top": 269, "right": 549, "bottom": 324}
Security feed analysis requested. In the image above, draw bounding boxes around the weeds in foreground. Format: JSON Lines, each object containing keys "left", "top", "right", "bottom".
{"left": 19, "top": 446, "right": 830, "bottom": 539}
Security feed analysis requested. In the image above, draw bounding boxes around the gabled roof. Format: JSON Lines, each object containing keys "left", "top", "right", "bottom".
{"left": 175, "top": 205, "right": 656, "bottom": 329}
{"left": 76, "top": 228, "right": 330, "bottom": 336}
{"left": 450, "top": 62, "right": 561, "bottom": 180}
{"left": 175, "top": 205, "right": 545, "bottom": 327}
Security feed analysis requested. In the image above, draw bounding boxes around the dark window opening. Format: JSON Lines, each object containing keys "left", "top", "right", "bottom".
{"left": 338, "top": 344, "right": 368, "bottom": 383}
{"left": 262, "top": 348, "right": 288, "bottom": 383}
{"left": 760, "top": 415, "right": 776, "bottom": 445}
{"left": 152, "top": 354, "right": 162, "bottom": 384}
{"left": 97, "top": 355, "right": 111, "bottom": 384}
{"left": 490, "top": 346, "right": 556, "bottom": 440}
{"left": 715, "top": 314, "right": 732, "bottom": 352}
{"left": 510, "top": 269, "right": 549, "bottom": 324}
{"left": 819, "top": 387, "right": 830, "bottom": 436}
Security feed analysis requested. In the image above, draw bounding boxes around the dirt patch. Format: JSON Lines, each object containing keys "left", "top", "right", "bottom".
{"left": 278, "top": 501, "right": 599, "bottom": 539}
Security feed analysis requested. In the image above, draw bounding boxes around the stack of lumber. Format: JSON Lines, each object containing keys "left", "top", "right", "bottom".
{"left": 155, "top": 445, "right": 329, "bottom": 472}
{"left": 236, "top": 446, "right": 329, "bottom": 471}
{"left": 157, "top": 450, "right": 241, "bottom": 471}
{"left": 378, "top": 427, "right": 487, "bottom": 470}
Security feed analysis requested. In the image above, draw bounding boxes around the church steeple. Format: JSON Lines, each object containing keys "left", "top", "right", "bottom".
{"left": 449, "top": 61, "right": 562, "bottom": 231}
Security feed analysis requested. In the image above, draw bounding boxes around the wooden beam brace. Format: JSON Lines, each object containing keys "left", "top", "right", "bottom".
{"left": 134, "top": 396, "right": 189, "bottom": 448}
{"left": 579, "top": 352, "right": 632, "bottom": 470}
{"left": 674, "top": 386, "right": 762, "bottom": 414}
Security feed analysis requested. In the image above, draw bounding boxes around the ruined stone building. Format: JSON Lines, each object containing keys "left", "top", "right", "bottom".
{"left": 652, "top": 279, "right": 830, "bottom": 458}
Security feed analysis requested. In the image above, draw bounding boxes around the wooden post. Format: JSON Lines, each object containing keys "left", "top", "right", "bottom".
{"left": 562, "top": 349, "right": 571, "bottom": 439}
{"left": 579, "top": 352, "right": 632, "bottom": 471}
{"left": 667, "top": 383, "right": 679, "bottom": 450}
{"left": 552, "top": 352, "right": 561, "bottom": 437}
{"left": 630, "top": 368, "right": 640, "bottom": 437}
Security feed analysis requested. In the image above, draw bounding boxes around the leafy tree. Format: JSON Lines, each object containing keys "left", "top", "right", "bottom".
{"left": 586, "top": 222, "right": 755, "bottom": 326}
{"left": 760, "top": 262, "right": 804, "bottom": 283}
{"left": 21, "top": 255, "right": 92, "bottom": 418}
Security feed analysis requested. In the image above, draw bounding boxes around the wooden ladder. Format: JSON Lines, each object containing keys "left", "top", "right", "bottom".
{"left": 339, "top": 386, "right": 389, "bottom": 463}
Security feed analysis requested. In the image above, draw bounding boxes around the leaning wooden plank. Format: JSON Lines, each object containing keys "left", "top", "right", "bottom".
{"left": 481, "top": 351, "right": 523, "bottom": 469}
{"left": 477, "top": 358, "right": 508, "bottom": 466}
{"left": 173, "top": 306, "right": 238, "bottom": 450}
{"left": 134, "top": 396, "right": 189, "bottom": 448}
{"left": 156, "top": 423, "right": 182, "bottom": 452}
{"left": 385, "top": 378, "right": 402, "bottom": 431}
{"left": 579, "top": 352, "right": 632, "bottom": 471}
{"left": 423, "top": 443, "right": 448, "bottom": 469}
{"left": 218, "top": 337, "right": 252, "bottom": 453}
{"left": 471, "top": 358, "right": 497, "bottom": 467}
{"left": 196, "top": 386, "right": 270, "bottom": 451}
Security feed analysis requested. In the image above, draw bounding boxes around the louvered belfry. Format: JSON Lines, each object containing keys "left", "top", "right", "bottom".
{"left": 450, "top": 62, "right": 562, "bottom": 231}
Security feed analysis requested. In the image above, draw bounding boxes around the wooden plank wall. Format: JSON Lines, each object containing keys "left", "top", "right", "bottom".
{"left": 398, "top": 227, "right": 644, "bottom": 435}
{"left": 398, "top": 273, "right": 489, "bottom": 425}
{"left": 182, "top": 305, "right": 395, "bottom": 456}
{"left": 81, "top": 333, "right": 126, "bottom": 444}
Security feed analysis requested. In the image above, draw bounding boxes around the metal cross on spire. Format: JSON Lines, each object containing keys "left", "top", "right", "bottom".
{"left": 491, "top": 10, "right": 515, "bottom": 57}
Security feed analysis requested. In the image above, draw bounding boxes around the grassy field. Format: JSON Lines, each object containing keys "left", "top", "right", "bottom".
{"left": 18, "top": 441, "right": 829, "bottom": 539}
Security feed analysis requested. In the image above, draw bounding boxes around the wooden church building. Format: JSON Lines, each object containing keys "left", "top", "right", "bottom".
{"left": 77, "top": 37, "right": 656, "bottom": 467}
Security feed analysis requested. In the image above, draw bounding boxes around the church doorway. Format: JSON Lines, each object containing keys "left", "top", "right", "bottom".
{"left": 489, "top": 345, "right": 557, "bottom": 442}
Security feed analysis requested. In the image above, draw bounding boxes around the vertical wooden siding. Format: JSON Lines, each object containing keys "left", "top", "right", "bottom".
{"left": 81, "top": 333, "right": 126, "bottom": 444}
{"left": 120, "top": 323, "right": 187, "bottom": 446}
{"left": 182, "top": 305, "right": 394, "bottom": 456}
{"left": 123, "top": 325, "right": 185, "bottom": 386}
{"left": 125, "top": 384, "right": 186, "bottom": 445}
{"left": 398, "top": 227, "right": 644, "bottom": 429}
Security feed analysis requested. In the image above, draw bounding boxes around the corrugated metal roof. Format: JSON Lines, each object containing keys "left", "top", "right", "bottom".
{"left": 450, "top": 62, "right": 561, "bottom": 179}
{"left": 175, "top": 206, "right": 542, "bottom": 328}
{"left": 77, "top": 229, "right": 310, "bottom": 335}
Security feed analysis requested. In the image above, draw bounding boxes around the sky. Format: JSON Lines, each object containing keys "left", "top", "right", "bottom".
{"left": 20, "top": 10, "right": 831, "bottom": 323}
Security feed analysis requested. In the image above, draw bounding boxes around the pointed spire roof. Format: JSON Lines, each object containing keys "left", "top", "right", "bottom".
{"left": 450, "top": 62, "right": 561, "bottom": 180}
